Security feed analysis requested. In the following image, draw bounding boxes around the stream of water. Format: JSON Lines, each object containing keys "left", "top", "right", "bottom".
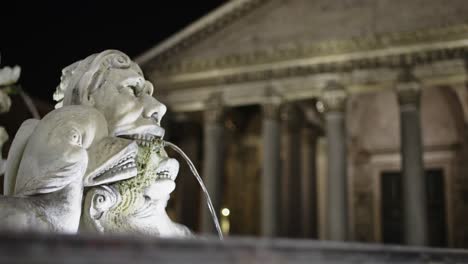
{"left": 164, "top": 141, "right": 224, "bottom": 240}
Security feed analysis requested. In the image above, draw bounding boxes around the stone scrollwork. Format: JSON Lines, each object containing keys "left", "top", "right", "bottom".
{"left": 81, "top": 185, "right": 121, "bottom": 233}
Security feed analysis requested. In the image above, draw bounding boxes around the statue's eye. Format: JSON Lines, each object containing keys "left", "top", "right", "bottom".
{"left": 127, "top": 85, "right": 142, "bottom": 97}
{"left": 122, "top": 77, "right": 145, "bottom": 97}
{"left": 69, "top": 131, "right": 82, "bottom": 146}
{"left": 127, "top": 85, "right": 137, "bottom": 95}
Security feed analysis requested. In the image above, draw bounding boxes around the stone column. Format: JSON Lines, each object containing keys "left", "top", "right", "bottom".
{"left": 301, "top": 124, "right": 321, "bottom": 238}
{"left": 321, "top": 81, "right": 348, "bottom": 241}
{"left": 201, "top": 97, "right": 224, "bottom": 234}
{"left": 396, "top": 70, "right": 428, "bottom": 246}
{"left": 261, "top": 102, "right": 281, "bottom": 237}
{"left": 280, "top": 104, "right": 302, "bottom": 237}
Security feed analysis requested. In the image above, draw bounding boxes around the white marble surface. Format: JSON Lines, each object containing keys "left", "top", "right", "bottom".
{"left": 2, "top": 106, "right": 137, "bottom": 233}
{"left": 53, "top": 50, "right": 190, "bottom": 237}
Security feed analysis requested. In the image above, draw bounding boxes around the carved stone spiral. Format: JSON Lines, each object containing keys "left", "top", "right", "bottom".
{"left": 90, "top": 186, "right": 120, "bottom": 217}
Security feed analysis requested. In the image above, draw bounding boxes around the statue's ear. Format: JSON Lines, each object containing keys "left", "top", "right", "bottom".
{"left": 83, "top": 186, "right": 119, "bottom": 233}
{"left": 77, "top": 87, "right": 95, "bottom": 107}
{"left": 85, "top": 95, "right": 95, "bottom": 106}
{"left": 82, "top": 69, "right": 105, "bottom": 107}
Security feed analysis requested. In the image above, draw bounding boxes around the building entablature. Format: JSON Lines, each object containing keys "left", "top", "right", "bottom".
{"left": 137, "top": 0, "right": 468, "bottom": 112}
{"left": 156, "top": 57, "right": 466, "bottom": 112}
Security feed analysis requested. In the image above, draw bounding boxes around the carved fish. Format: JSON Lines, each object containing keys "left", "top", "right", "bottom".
{"left": 0, "top": 105, "right": 138, "bottom": 233}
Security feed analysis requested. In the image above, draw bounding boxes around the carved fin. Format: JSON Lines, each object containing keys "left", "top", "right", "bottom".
{"left": 3, "top": 119, "right": 39, "bottom": 195}
{"left": 14, "top": 162, "right": 84, "bottom": 196}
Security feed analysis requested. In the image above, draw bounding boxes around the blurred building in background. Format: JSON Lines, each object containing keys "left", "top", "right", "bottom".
{"left": 137, "top": 0, "right": 468, "bottom": 248}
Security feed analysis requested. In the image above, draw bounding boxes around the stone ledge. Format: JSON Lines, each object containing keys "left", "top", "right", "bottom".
{"left": 0, "top": 232, "right": 467, "bottom": 263}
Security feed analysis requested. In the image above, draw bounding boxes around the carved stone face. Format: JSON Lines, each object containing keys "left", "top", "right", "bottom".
{"left": 55, "top": 50, "right": 167, "bottom": 140}
{"left": 55, "top": 51, "right": 189, "bottom": 237}
{"left": 89, "top": 66, "right": 167, "bottom": 139}
{"left": 82, "top": 143, "right": 191, "bottom": 237}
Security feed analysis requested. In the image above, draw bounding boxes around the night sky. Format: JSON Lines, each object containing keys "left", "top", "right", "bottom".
{"left": 1, "top": 0, "right": 227, "bottom": 104}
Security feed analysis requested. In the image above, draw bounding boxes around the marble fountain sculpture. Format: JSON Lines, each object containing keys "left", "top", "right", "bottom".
{"left": 2, "top": 105, "right": 138, "bottom": 233}
{"left": 80, "top": 139, "right": 193, "bottom": 237}
{"left": 1, "top": 50, "right": 221, "bottom": 239}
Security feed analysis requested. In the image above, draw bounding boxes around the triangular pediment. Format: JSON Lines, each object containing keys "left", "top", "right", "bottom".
{"left": 138, "top": 0, "right": 468, "bottom": 75}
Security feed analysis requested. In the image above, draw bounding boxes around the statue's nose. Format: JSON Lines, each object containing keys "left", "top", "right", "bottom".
{"left": 151, "top": 112, "right": 160, "bottom": 125}
{"left": 142, "top": 95, "right": 167, "bottom": 125}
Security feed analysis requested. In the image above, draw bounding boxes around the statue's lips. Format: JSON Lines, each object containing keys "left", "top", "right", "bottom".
{"left": 155, "top": 158, "right": 179, "bottom": 182}
{"left": 114, "top": 122, "right": 165, "bottom": 140}
{"left": 147, "top": 158, "right": 179, "bottom": 197}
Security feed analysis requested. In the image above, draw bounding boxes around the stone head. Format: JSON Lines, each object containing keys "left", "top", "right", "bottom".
{"left": 54, "top": 50, "right": 166, "bottom": 139}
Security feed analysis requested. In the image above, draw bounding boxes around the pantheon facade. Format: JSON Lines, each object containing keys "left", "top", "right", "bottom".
{"left": 136, "top": 0, "right": 468, "bottom": 248}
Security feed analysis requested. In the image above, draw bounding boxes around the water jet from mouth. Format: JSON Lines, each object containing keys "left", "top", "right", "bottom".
{"left": 163, "top": 140, "right": 224, "bottom": 240}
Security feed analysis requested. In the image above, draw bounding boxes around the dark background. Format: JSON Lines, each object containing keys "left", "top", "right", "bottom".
{"left": 1, "top": 0, "right": 227, "bottom": 103}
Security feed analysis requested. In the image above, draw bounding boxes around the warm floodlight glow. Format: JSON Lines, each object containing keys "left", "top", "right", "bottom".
{"left": 316, "top": 100, "right": 325, "bottom": 113}
{"left": 221, "top": 208, "right": 230, "bottom": 217}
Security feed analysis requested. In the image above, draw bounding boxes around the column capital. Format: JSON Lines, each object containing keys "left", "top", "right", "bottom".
{"left": 395, "top": 69, "right": 421, "bottom": 107}
{"left": 320, "top": 81, "right": 347, "bottom": 113}
{"left": 204, "top": 93, "right": 224, "bottom": 123}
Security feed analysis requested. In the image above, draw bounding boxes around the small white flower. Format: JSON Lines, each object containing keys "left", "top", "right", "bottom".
{"left": 0, "top": 65, "right": 21, "bottom": 86}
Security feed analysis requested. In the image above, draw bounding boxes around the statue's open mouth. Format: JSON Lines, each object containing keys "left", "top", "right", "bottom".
{"left": 84, "top": 137, "right": 139, "bottom": 186}
{"left": 146, "top": 158, "right": 179, "bottom": 196}
{"left": 92, "top": 153, "right": 137, "bottom": 184}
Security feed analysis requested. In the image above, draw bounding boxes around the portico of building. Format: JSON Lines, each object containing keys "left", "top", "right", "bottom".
{"left": 136, "top": 0, "right": 468, "bottom": 248}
